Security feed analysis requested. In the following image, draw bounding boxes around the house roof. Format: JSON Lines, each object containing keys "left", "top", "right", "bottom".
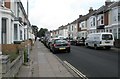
{"left": 58, "top": 24, "right": 68, "bottom": 30}
{"left": 107, "top": 1, "right": 120, "bottom": 10}
{"left": 96, "top": 1, "right": 115, "bottom": 14}
{"left": 77, "top": 10, "right": 96, "bottom": 23}
{"left": 68, "top": 19, "right": 77, "bottom": 25}
{"left": 18, "top": 1, "right": 31, "bottom": 26}
{"left": 77, "top": 1, "right": 117, "bottom": 23}
{"left": 18, "top": 2, "right": 27, "bottom": 19}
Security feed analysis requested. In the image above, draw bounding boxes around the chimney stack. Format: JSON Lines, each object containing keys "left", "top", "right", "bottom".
{"left": 105, "top": 0, "right": 113, "bottom": 6}
{"left": 79, "top": 15, "right": 82, "bottom": 18}
{"left": 89, "top": 7, "right": 93, "bottom": 13}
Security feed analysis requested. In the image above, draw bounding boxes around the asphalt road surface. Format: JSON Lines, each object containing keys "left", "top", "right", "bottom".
{"left": 55, "top": 45, "right": 119, "bottom": 77}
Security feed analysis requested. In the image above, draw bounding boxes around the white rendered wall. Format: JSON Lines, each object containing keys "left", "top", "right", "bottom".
{"left": 0, "top": 13, "right": 1, "bottom": 44}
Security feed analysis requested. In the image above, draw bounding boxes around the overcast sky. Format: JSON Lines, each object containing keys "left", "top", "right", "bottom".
{"left": 21, "top": 0, "right": 115, "bottom": 30}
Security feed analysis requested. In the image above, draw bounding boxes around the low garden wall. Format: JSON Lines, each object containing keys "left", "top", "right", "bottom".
{"left": 2, "top": 54, "right": 23, "bottom": 77}
{"left": 1, "top": 44, "right": 25, "bottom": 77}
{"left": 1, "top": 39, "right": 34, "bottom": 78}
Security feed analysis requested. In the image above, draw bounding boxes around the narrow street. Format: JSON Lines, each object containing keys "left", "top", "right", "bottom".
{"left": 1, "top": 0, "right": 120, "bottom": 78}
{"left": 55, "top": 45, "right": 119, "bottom": 77}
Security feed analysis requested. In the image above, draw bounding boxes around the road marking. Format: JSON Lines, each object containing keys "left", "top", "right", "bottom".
{"left": 64, "top": 61, "right": 88, "bottom": 79}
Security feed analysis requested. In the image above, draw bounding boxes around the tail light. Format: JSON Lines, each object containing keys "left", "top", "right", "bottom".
{"left": 54, "top": 44, "right": 56, "bottom": 47}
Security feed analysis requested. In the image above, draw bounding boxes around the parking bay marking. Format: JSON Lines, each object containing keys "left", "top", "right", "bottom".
{"left": 64, "top": 61, "right": 88, "bottom": 79}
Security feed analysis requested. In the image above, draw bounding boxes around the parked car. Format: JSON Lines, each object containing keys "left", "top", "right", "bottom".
{"left": 85, "top": 32, "right": 114, "bottom": 49}
{"left": 40, "top": 37, "right": 44, "bottom": 43}
{"left": 74, "top": 37, "right": 85, "bottom": 46}
{"left": 50, "top": 39, "right": 71, "bottom": 53}
{"left": 39, "top": 38, "right": 41, "bottom": 41}
{"left": 46, "top": 38, "right": 53, "bottom": 48}
{"left": 66, "top": 37, "right": 74, "bottom": 45}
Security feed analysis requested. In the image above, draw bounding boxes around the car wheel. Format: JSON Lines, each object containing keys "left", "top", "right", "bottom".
{"left": 53, "top": 49, "right": 57, "bottom": 54}
{"left": 94, "top": 44, "right": 98, "bottom": 50}
{"left": 75, "top": 43, "right": 78, "bottom": 46}
{"left": 85, "top": 43, "right": 88, "bottom": 48}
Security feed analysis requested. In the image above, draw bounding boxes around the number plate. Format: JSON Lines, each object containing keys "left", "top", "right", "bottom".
{"left": 59, "top": 48, "right": 65, "bottom": 50}
{"left": 105, "top": 41, "right": 110, "bottom": 43}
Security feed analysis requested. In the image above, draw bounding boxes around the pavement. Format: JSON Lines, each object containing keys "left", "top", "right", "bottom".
{"left": 16, "top": 40, "right": 74, "bottom": 77}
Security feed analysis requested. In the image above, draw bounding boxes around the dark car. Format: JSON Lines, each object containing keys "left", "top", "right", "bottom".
{"left": 66, "top": 37, "right": 74, "bottom": 45}
{"left": 50, "top": 39, "right": 71, "bottom": 53}
{"left": 74, "top": 37, "right": 85, "bottom": 46}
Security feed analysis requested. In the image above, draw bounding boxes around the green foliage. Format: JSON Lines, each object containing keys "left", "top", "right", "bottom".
{"left": 37, "top": 28, "right": 48, "bottom": 37}
{"left": 3, "top": 51, "right": 19, "bottom": 62}
{"left": 10, "top": 53, "right": 19, "bottom": 62}
{"left": 32, "top": 25, "right": 38, "bottom": 36}
{"left": 24, "top": 49, "right": 28, "bottom": 63}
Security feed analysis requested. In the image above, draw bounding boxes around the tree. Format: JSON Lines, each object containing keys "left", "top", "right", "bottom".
{"left": 37, "top": 28, "right": 48, "bottom": 37}
{"left": 32, "top": 25, "right": 38, "bottom": 36}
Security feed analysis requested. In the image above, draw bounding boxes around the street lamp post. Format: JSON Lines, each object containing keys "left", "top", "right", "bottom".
{"left": 27, "top": 0, "right": 30, "bottom": 62}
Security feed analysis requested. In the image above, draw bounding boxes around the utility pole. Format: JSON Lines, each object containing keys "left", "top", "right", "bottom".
{"left": 27, "top": 0, "right": 30, "bottom": 62}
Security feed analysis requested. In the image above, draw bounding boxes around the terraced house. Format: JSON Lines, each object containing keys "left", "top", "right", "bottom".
{"left": 0, "top": 0, "right": 35, "bottom": 77}
{"left": 51, "top": 0, "right": 120, "bottom": 47}
{"left": 78, "top": 8, "right": 96, "bottom": 38}
{"left": 68, "top": 20, "right": 78, "bottom": 39}
{"left": 58, "top": 25, "right": 68, "bottom": 38}
{"left": 0, "top": 0, "right": 34, "bottom": 45}
{"left": 105, "top": 1, "right": 120, "bottom": 40}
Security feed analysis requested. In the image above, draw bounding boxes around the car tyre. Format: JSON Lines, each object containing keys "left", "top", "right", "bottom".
{"left": 53, "top": 49, "right": 57, "bottom": 54}
{"left": 94, "top": 44, "right": 98, "bottom": 50}
{"left": 75, "top": 43, "right": 78, "bottom": 46}
{"left": 85, "top": 43, "right": 89, "bottom": 48}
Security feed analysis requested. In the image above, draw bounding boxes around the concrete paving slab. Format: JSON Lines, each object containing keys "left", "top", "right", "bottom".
{"left": 16, "top": 65, "right": 31, "bottom": 77}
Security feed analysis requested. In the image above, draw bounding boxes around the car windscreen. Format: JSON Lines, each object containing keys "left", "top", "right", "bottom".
{"left": 55, "top": 40, "right": 68, "bottom": 44}
{"left": 102, "top": 34, "right": 113, "bottom": 40}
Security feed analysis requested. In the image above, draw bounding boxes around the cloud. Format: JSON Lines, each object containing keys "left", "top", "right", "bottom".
{"left": 22, "top": 0, "right": 107, "bottom": 30}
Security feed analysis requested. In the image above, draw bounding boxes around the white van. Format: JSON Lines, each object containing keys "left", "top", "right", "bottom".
{"left": 85, "top": 33, "right": 114, "bottom": 49}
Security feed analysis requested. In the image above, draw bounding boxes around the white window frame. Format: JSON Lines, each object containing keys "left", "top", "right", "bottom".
{"left": 100, "top": 15, "right": 104, "bottom": 25}
{"left": 0, "top": 0, "right": 5, "bottom": 7}
{"left": 97, "top": 14, "right": 104, "bottom": 26}
{"left": 72, "top": 25, "right": 73, "bottom": 31}
{"left": 118, "top": 13, "right": 120, "bottom": 21}
{"left": 93, "top": 17, "right": 95, "bottom": 26}
{"left": 14, "top": 24, "right": 18, "bottom": 40}
{"left": 82, "top": 23, "right": 84, "bottom": 28}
